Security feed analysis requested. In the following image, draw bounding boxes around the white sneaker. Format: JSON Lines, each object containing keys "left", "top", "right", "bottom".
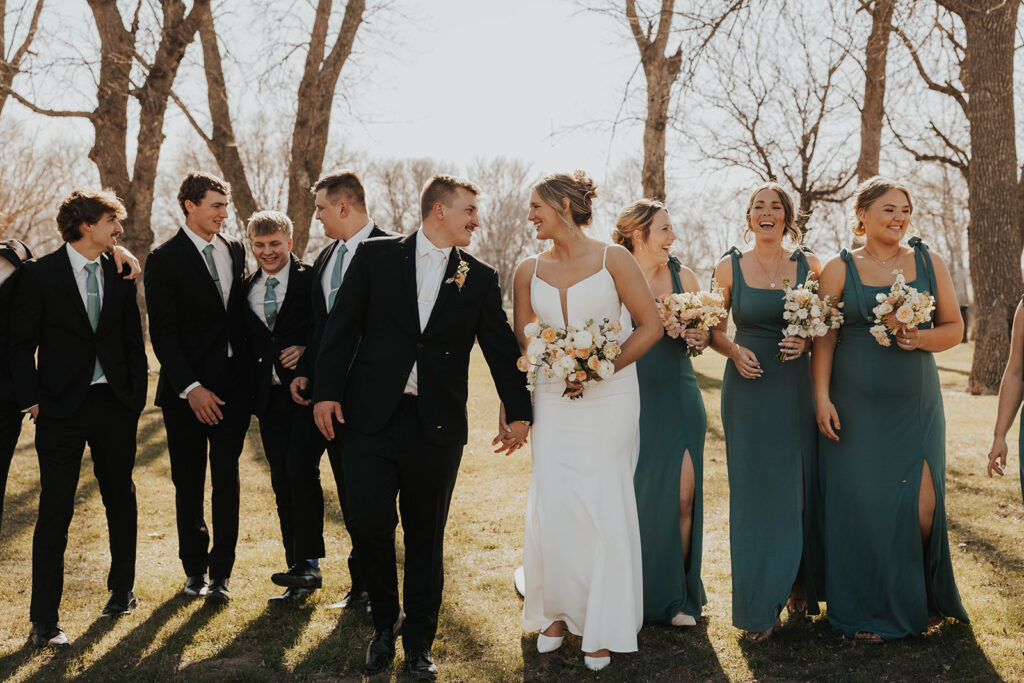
{"left": 584, "top": 655, "right": 611, "bottom": 671}
{"left": 671, "top": 612, "right": 697, "bottom": 626}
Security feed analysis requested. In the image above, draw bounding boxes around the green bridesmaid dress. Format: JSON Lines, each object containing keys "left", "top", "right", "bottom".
{"left": 820, "top": 238, "right": 968, "bottom": 639}
{"left": 634, "top": 257, "right": 707, "bottom": 623}
{"left": 721, "top": 247, "right": 822, "bottom": 632}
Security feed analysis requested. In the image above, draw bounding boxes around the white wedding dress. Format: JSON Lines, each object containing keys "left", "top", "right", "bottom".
{"left": 521, "top": 247, "right": 644, "bottom": 653}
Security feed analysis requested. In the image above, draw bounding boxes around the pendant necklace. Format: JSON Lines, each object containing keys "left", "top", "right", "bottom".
{"left": 863, "top": 246, "right": 901, "bottom": 268}
{"left": 753, "top": 249, "right": 784, "bottom": 288}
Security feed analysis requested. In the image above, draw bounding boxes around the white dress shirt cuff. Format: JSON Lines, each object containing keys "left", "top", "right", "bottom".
{"left": 180, "top": 382, "right": 201, "bottom": 399}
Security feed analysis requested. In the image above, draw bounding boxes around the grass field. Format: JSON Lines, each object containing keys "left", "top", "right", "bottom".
{"left": 0, "top": 343, "right": 1021, "bottom": 681}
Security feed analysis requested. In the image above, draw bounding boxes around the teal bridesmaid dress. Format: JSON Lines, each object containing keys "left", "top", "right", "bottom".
{"left": 633, "top": 257, "right": 707, "bottom": 623}
{"left": 721, "top": 248, "right": 822, "bottom": 632}
{"left": 820, "top": 238, "right": 968, "bottom": 639}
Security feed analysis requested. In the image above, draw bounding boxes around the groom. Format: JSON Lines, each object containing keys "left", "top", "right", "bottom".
{"left": 312, "top": 174, "right": 531, "bottom": 679}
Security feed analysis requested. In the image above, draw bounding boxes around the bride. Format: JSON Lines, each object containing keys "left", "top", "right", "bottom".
{"left": 511, "top": 171, "right": 661, "bottom": 670}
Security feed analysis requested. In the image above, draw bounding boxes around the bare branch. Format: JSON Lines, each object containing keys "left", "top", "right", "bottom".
{"left": 1, "top": 87, "right": 92, "bottom": 118}
{"left": 893, "top": 24, "right": 968, "bottom": 115}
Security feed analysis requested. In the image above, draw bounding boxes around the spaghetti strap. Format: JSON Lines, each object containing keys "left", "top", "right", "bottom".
{"left": 532, "top": 255, "right": 540, "bottom": 277}
{"left": 840, "top": 249, "right": 869, "bottom": 322}
{"left": 791, "top": 248, "right": 810, "bottom": 284}
{"left": 724, "top": 247, "right": 744, "bottom": 311}
{"left": 602, "top": 244, "right": 611, "bottom": 268}
{"left": 667, "top": 255, "right": 684, "bottom": 294}
{"left": 908, "top": 237, "right": 938, "bottom": 298}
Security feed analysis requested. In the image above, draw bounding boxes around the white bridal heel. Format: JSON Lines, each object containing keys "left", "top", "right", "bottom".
{"left": 537, "top": 622, "right": 563, "bottom": 653}
{"left": 584, "top": 655, "right": 611, "bottom": 671}
{"left": 671, "top": 612, "right": 697, "bottom": 627}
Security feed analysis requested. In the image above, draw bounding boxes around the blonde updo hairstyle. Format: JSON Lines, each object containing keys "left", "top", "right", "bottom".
{"left": 850, "top": 176, "right": 915, "bottom": 237}
{"left": 744, "top": 182, "right": 802, "bottom": 245}
{"left": 613, "top": 198, "right": 665, "bottom": 253}
{"left": 533, "top": 170, "right": 598, "bottom": 233}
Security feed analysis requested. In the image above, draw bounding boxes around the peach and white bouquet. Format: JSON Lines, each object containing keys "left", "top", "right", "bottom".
{"left": 869, "top": 269, "right": 935, "bottom": 347}
{"left": 517, "top": 317, "right": 623, "bottom": 399}
{"left": 655, "top": 280, "right": 727, "bottom": 357}
{"left": 775, "top": 275, "right": 844, "bottom": 361}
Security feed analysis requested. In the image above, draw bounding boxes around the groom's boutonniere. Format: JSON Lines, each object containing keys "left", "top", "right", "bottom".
{"left": 446, "top": 258, "right": 469, "bottom": 291}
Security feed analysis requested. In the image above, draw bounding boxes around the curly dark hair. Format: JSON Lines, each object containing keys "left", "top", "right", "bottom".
{"left": 177, "top": 172, "right": 231, "bottom": 217}
{"left": 55, "top": 189, "right": 126, "bottom": 242}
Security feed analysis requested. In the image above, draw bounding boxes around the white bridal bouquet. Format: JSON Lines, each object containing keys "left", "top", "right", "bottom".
{"left": 869, "top": 269, "right": 935, "bottom": 347}
{"left": 517, "top": 317, "right": 623, "bottom": 400}
{"left": 775, "top": 275, "right": 844, "bottom": 362}
{"left": 655, "top": 280, "right": 727, "bottom": 357}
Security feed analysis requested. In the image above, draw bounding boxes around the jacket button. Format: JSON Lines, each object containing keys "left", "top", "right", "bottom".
{"left": 436, "top": 425, "right": 442, "bottom": 430}
{"left": 417, "top": 342, "right": 424, "bottom": 348}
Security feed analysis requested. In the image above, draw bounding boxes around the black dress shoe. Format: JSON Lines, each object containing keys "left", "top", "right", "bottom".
{"left": 267, "top": 586, "right": 314, "bottom": 606}
{"left": 339, "top": 588, "right": 370, "bottom": 609}
{"left": 182, "top": 574, "right": 208, "bottom": 598}
{"left": 28, "top": 623, "right": 69, "bottom": 648}
{"left": 101, "top": 590, "right": 138, "bottom": 618}
{"left": 406, "top": 650, "right": 438, "bottom": 680}
{"left": 364, "top": 628, "right": 396, "bottom": 674}
{"left": 271, "top": 562, "right": 322, "bottom": 589}
{"left": 206, "top": 578, "right": 231, "bottom": 604}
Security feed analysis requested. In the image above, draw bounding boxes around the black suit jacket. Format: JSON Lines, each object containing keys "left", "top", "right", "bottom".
{"left": 241, "top": 254, "right": 313, "bottom": 415}
{"left": 10, "top": 245, "right": 147, "bottom": 417}
{"left": 0, "top": 239, "right": 32, "bottom": 404}
{"left": 144, "top": 228, "right": 248, "bottom": 407}
{"left": 295, "top": 225, "right": 391, "bottom": 391}
{"left": 312, "top": 231, "right": 532, "bottom": 446}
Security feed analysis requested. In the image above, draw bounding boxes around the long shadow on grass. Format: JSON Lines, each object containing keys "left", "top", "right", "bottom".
{"left": 0, "top": 412, "right": 166, "bottom": 547}
{"left": 739, "top": 614, "right": 1001, "bottom": 682}
{"left": 177, "top": 602, "right": 315, "bottom": 679}
{"left": 291, "top": 608, "right": 375, "bottom": 677}
{"left": 14, "top": 611, "right": 128, "bottom": 682}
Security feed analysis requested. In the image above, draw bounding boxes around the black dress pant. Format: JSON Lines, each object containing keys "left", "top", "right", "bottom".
{"left": 30, "top": 385, "right": 139, "bottom": 624}
{"left": 256, "top": 386, "right": 297, "bottom": 568}
{"left": 343, "top": 395, "right": 463, "bottom": 653}
{"left": 287, "top": 402, "right": 364, "bottom": 588}
{"left": 0, "top": 400, "right": 24, "bottom": 535}
{"left": 162, "top": 383, "right": 251, "bottom": 579}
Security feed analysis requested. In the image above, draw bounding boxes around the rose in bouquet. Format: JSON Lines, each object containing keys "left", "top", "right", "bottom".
{"left": 868, "top": 269, "right": 934, "bottom": 347}
{"left": 517, "top": 317, "right": 622, "bottom": 399}
{"left": 775, "top": 275, "right": 844, "bottom": 361}
{"left": 655, "top": 279, "right": 727, "bottom": 357}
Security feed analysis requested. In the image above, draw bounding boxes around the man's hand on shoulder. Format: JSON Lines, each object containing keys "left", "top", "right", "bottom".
{"left": 313, "top": 400, "right": 344, "bottom": 441}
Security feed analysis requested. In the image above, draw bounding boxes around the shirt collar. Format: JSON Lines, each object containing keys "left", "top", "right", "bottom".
{"left": 415, "top": 229, "right": 451, "bottom": 261}
{"left": 65, "top": 242, "right": 102, "bottom": 273}
{"left": 260, "top": 259, "right": 291, "bottom": 287}
{"left": 182, "top": 226, "right": 219, "bottom": 254}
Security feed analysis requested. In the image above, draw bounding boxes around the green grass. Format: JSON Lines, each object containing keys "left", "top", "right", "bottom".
{"left": 0, "top": 343, "right": 1021, "bottom": 681}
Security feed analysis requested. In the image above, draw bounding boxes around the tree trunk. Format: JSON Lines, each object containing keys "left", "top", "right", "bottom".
{"left": 856, "top": 0, "right": 895, "bottom": 182}
{"left": 286, "top": 0, "right": 365, "bottom": 256}
{"left": 954, "top": 1, "right": 1022, "bottom": 394}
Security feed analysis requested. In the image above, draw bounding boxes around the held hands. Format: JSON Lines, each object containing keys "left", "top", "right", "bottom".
{"left": 896, "top": 327, "right": 920, "bottom": 351}
{"left": 683, "top": 328, "right": 710, "bottom": 353}
{"left": 816, "top": 398, "right": 841, "bottom": 442}
{"left": 290, "top": 376, "right": 311, "bottom": 406}
{"left": 778, "top": 336, "right": 810, "bottom": 360}
{"left": 187, "top": 385, "right": 225, "bottom": 425}
{"left": 314, "top": 401, "right": 344, "bottom": 441}
{"left": 491, "top": 402, "right": 529, "bottom": 455}
{"left": 279, "top": 345, "right": 305, "bottom": 370}
{"left": 112, "top": 246, "right": 141, "bottom": 280}
{"left": 986, "top": 438, "right": 1008, "bottom": 477}
{"left": 731, "top": 345, "right": 762, "bottom": 379}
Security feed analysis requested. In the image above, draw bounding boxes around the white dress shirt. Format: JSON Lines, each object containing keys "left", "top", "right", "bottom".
{"left": 0, "top": 257, "right": 15, "bottom": 288}
{"left": 181, "top": 227, "right": 234, "bottom": 398}
{"left": 65, "top": 242, "right": 107, "bottom": 385}
{"left": 403, "top": 231, "right": 451, "bottom": 396}
{"left": 321, "top": 221, "right": 375, "bottom": 308}
{"left": 247, "top": 265, "right": 291, "bottom": 385}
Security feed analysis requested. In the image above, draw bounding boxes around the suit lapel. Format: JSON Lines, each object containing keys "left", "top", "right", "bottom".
{"left": 175, "top": 229, "right": 225, "bottom": 306}
{"left": 401, "top": 233, "right": 421, "bottom": 332}
{"left": 312, "top": 241, "right": 338, "bottom": 317}
{"left": 55, "top": 246, "right": 94, "bottom": 334}
{"left": 96, "top": 254, "right": 119, "bottom": 332}
{"left": 274, "top": 255, "right": 302, "bottom": 324}
{"left": 424, "top": 246, "right": 461, "bottom": 334}
{"left": 221, "top": 234, "right": 243, "bottom": 302}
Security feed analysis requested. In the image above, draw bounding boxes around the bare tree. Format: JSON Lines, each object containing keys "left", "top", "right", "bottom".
{"left": 856, "top": 0, "right": 896, "bottom": 182}
{"left": 4, "top": 0, "right": 206, "bottom": 262}
{"left": 465, "top": 157, "right": 534, "bottom": 303}
{"left": 367, "top": 157, "right": 436, "bottom": 235}
{"left": 0, "top": 0, "right": 44, "bottom": 116}
{"left": 180, "top": 0, "right": 366, "bottom": 256}
{"left": 695, "top": 2, "right": 858, "bottom": 235}
{"left": 894, "top": 0, "right": 1021, "bottom": 393}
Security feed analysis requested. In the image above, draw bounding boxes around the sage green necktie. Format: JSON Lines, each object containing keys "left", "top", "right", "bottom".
{"left": 264, "top": 276, "right": 279, "bottom": 329}
{"left": 202, "top": 243, "right": 225, "bottom": 306}
{"left": 84, "top": 262, "right": 103, "bottom": 381}
{"left": 327, "top": 243, "right": 349, "bottom": 311}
